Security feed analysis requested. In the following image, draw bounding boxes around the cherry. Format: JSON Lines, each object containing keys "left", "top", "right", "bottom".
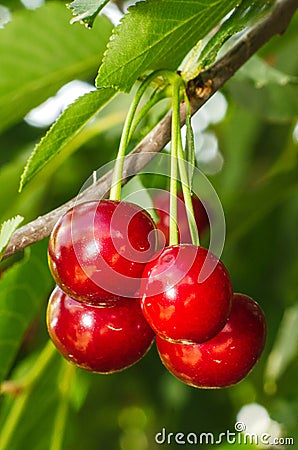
{"left": 153, "top": 191, "right": 209, "bottom": 246}
{"left": 156, "top": 293, "right": 266, "bottom": 388}
{"left": 47, "top": 286, "right": 155, "bottom": 373}
{"left": 140, "top": 244, "right": 233, "bottom": 343}
{"left": 48, "top": 200, "right": 157, "bottom": 303}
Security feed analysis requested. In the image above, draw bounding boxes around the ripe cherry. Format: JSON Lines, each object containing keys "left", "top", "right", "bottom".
{"left": 140, "top": 244, "right": 233, "bottom": 343}
{"left": 47, "top": 286, "right": 155, "bottom": 373}
{"left": 153, "top": 191, "right": 209, "bottom": 246}
{"left": 48, "top": 200, "right": 157, "bottom": 303}
{"left": 156, "top": 293, "right": 266, "bottom": 388}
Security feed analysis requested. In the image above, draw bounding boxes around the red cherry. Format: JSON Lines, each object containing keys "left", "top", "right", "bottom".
{"left": 140, "top": 244, "right": 233, "bottom": 343}
{"left": 47, "top": 286, "right": 155, "bottom": 373}
{"left": 156, "top": 293, "right": 266, "bottom": 388}
{"left": 48, "top": 200, "right": 157, "bottom": 303}
{"left": 153, "top": 191, "right": 209, "bottom": 246}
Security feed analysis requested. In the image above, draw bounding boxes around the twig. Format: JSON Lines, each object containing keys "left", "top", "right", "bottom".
{"left": 3, "top": 0, "right": 297, "bottom": 259}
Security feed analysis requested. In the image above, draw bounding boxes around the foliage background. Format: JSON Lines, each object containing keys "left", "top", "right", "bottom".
{"left": 0, "top": 1, "right": 297, "bottom": 449}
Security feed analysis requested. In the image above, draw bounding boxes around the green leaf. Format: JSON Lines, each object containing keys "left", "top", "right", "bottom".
{"left": 0, "top": 241, "right": 53, "bottom": 385}
{"left": 0, "top": 2, "right": 113, "bottom": 132}
{"left": 0, "top": 349, "right": 62, "bottom": 450}
{"left": 198, "top": 0, "right": 272, "bottom": 71}
{"left": 228, "top": 57, "right": 298, "bottom": 121}
{"left": 0, "top": 216, "right": 23, "bottom": 261}
{"left": 68, "top": 0, "right": 110, "bottom": 28}
{"left": 236, "top": 55, "right": 298, "bottom": 88}
{"left": 96, "top": 0, "right": 240, "bottom": 92}
{"left": 19, "top": 88, "right": 116, "bottom": 191}
{"left": 264, "top": 304, "right": 298, "bottom": 393}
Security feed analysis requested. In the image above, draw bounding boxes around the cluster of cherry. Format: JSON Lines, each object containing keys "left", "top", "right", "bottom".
{"left": 47, "top": 193, "right": 266, "bottom": 388}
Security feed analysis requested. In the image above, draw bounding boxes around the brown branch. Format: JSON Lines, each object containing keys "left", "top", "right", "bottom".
{"left": 3, "top": 0, "right": 297, "bottom": 259}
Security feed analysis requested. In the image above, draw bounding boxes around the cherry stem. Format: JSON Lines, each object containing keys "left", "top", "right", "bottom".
{"left": 168, "top": 77, "right": 181, "bottom": 246}
{"left": 177, "top": 134, "right": 200, "bottom": 247}
{"left": 128, "top": 88, "right": 168, "bottom": 141}
{"left": 0, "top": 340, "right": 56, "bottom": 450}
{"left": 109, "top": 70, "right": 175, "bottom": 201}
{"left": 177, "top": 93, "right": 200, "bottom": 247}
{"left": 184, "top": 92, "right": 195, "bottom": 188}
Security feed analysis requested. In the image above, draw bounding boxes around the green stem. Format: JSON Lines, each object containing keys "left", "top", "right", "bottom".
{"left": 176, "top": 92, "right": 200, "bottom": 247}
{"left": 109, "top": 70, "right": 175, "bottom": 201}
{"left": 169, "top": 77, "right": 181, "bottom": 246}
{"left": 0, "top": 340, "right": 56, "bottom": 450}
{"left": 49, "top": 361, "right": 76, "bottom": 450}
{"left": 184, "top": 93, "right": 195, "bottom": 187}
{"left": 177, "top": 138, "right": 200, "bottom": 247}
{"left": 128, "top": 89, "right": 168, "bottom": 141}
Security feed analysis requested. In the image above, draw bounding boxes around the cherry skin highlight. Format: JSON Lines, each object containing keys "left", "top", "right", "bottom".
{"left": 48, "top": 200, "right": 157, "bottom": 303}
{"left": 47, "top": 286, "right": 155, "bottom": 373}
{"left": 156, "top": 293, "right": 267, "bottom": 388}
{"left": 153, "top": 190, "right": 209, "bottom": 246}
{"left": 140, "top": 244, "right": 233, "bottom": 343}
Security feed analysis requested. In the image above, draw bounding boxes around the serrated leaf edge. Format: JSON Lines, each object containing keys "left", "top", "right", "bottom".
{"left": 96, "top": 0, "right": 238, "bottom": 92}
{"left": 19, "top": 89, "right": 115, "bottom": 192}
{"left": 95, "top": 11, "right": 129, "bottom": 90}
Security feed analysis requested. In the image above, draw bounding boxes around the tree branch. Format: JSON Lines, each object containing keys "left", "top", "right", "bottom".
{"left": 3, "top": 0, "right": 297, "bottom": 259}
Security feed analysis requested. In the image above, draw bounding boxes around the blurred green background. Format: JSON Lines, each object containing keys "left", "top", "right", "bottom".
{"left": 0, "top": 2, "right": 297, "bottom": 449}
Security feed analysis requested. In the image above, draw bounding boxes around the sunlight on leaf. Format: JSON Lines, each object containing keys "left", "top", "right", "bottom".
{"left": 19, "top": 88, "right": 116, "bottom": 191}
{"left": 68, "top": 0, "right": 110, "bottom": 27}
{"left": 0, "top": 216, "right": 24, "bottom": 261}
{"left": 0, "top": 3, "right": 113, "bottom": 132}
{"left": 96, "top": 0, "right": 240, "bottom": 92}
{"left": 197, "top": 0, "right": 272, "bottom": 72}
